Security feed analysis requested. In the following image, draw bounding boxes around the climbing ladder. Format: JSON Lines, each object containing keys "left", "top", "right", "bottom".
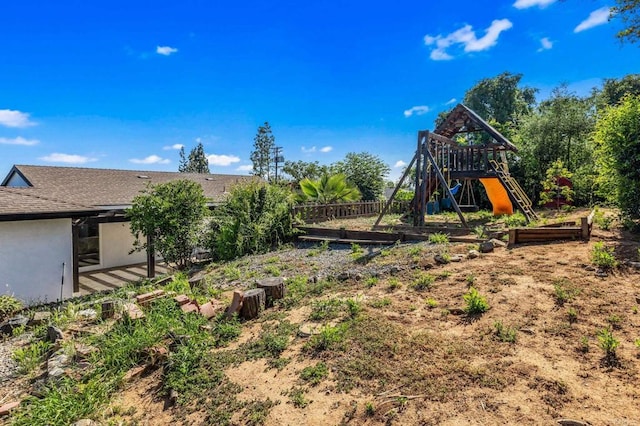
{"left": 489, "top": 160, "right": 539, "bottom": 222}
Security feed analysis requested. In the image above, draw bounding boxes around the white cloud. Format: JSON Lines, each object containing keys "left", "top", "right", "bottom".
{"left": 301, "top": 146, "right": 317, "bottom": 153}
{"left": 129, "top": 155, "right": 170, "bottom": 165}
{"left": 0, "top": 109, "right": 36, "bottom": 128}
{"left": 156, "top": 46, "right": 178, "bottom": 56}
{"left": 574, "top": 7, "right": 611, "bottom": 33}
{"left": 0, "top": 136, "right": 39, "bottom": 146}
{"left": 207, "top": 154, "right": 240, "bottom": 166}
{"left": 320, "top": 146, "right": 333, "bottom": 153}
{"left": 195, "top": 137, "right": 202, "bottom": 143}
{"left": 163, "top": 143, "right": 184, "bottom": 150}
{"left": 445, "top": 98, "right": 457, "bottom": 105}
{"left": 394, "top": 160, "right": 407, "bottom": 168}
{"left": 404, "top": 105, "right": 430, "bottom": 117}
{"left": 40, "top": 153, "right": 97, "bottom": 164}
{"left": 236, "top": 164, "right": 253, "bottom": 172}
{"left": 424, "top": 19, "right": 513, "bottom": 61}
{"left": 513, "top": 0, "right": 556, "bottom": 9}
{"left": 537, "top": 37, "right": 553, "bottom": 52}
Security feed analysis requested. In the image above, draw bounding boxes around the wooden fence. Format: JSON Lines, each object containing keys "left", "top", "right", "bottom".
{"left": 292, "top": 200, "right": 409, "bottom": 223}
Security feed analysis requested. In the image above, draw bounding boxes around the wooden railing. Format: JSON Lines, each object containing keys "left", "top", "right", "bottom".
{"left": 292, "top": 200, "right": 409, "bottom": 223}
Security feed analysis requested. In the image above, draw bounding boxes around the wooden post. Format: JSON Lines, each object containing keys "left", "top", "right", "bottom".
{"left": 424, "top": 147, "right": 468, "bottom": 228}
{"left": 147, "top": 234, "right": 155, "bottom": 279}
{"left": 72, "top": 222, "right": 80, "bottom": 293}
{"left": 509, "top": 229, "right": 517, "bottom": 245}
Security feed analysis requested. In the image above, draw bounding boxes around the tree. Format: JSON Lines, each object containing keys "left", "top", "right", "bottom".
{"left": 594, "top": 94, "right": 640, "bottom": 219}
{"left": 127, "top": 180, "right": 209, "bottom": 270}
{"left": 596, "top": 74, "right": 640, "bottom": 109}
{"left": 250, "top": 122, "right": 275, "bottom": 180}
{"left": 512, "top": 86, "right": 596, "bottom": 205}
{"left": 208, "top": 182, "right": 295, "bottom": 260}
{"left": 179, "top": 143, "right": 210, "bottom": 173}
{"left": 297, "top": 174, "right": 361, "bottom": 203}
{"left": 539, "top": 160, "right": 574, "bottom": 210}
{"left": 330, "top": 152, "right": 390, "bottom": 201}
{"left": 612, "top": 0, "right": 640, "bottom": 44}
{"left": 282, "top": 160, "right": 329, "bottom": 185}
{"left": 463, "top": 71, "right": 537, "bottom": 138}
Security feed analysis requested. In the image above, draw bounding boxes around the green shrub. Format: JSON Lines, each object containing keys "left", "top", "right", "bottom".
{"left": 0, "top": 295, "right": 23, "bottom": 320}
{"left": 463, "top": 287, "right": 489, "bottom": 315}
{"left": 305, "top": 324, "right": 346, "bottom": 352}
{"left": 591, "top": 242, "right": 618, "bottom": 269}
{"left": 493, "top": 320, "right": 517, "bottom": 343}
{"left": 411, "top": 273, "right": 435, "bottom": 291}
{"left": 309, "top": 299, "right": 343, "bottom": 321}
{"left": 345, "top": 298, "right": 362, "bottom": 319}
{"left": 209, "top": 182, "right": 296, "bottom": 261}
{"left": 12, "top": 340, "right": 51, "bottom": 375}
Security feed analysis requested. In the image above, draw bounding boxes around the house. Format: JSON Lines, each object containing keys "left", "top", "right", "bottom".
{"left": 0, "top": 165, "right": 253, "bottom": 304}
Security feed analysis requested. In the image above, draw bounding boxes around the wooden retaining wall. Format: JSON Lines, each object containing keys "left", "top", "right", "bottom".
{"left": 292, "top": 201, "right": 409, "bottom": 223}
{"left": 508, "top": 210, "right": 595, "bottom": 245}
{"left": 297, "top": 226, "right": 480, "bottom": 245}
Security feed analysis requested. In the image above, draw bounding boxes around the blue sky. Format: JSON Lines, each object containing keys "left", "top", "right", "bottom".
{"left": 1, "top": 0, "right": 638, "bottom": 181}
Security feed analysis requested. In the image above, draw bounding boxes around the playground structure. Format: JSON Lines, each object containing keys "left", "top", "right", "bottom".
{"left": 376, "top": 104, "right": 538, "bottom": 229}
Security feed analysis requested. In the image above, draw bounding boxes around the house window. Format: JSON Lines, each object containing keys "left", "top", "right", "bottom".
{"left": 78, "top": 222, "right": 100, "bottom": 267}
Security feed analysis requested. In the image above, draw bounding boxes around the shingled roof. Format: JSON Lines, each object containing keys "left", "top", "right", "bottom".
{"left": 0, "top": 165, "right": 256, "bottom": 219}
{"left": 434, "top": 104, "right": 518, "bottom": 151}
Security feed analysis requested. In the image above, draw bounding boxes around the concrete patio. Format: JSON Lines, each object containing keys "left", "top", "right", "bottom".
{"left": 77, "top": 262, "right": 169, "bottom": 296}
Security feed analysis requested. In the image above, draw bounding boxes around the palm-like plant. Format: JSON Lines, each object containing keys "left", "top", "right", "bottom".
{"left": 297, "top": 173, "right": 362, "bottom": 203}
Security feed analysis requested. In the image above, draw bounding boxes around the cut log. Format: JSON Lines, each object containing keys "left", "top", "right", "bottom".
{"left": 256, "top": 277, "right": 286, "bottom": 307}
{"left": 241, "top": 288, "right": 266, "bottom": 320}
{"left": 101, "top": 300, "right": 115, "bottom": 320}
{"left": 225, "top": 290, "right": 244, "bottom": 318}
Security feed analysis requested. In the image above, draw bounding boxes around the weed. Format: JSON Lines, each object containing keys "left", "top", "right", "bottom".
{"left": 437, "top": 271, "right": 452, "bottom": 280}
{"left": 305, "top": 324, "right": 347, "bottom": 353}
{"left": 364, "top": 277, "right": 379, "bottom": 288}
{"left": 633, "top": 306, "right": 639, "bottom": 314}
{"left": 607, "top": 314, "right": 623, "bottom": 330}
{"left": 429, "top": 232, "right": 449, "bottom": 244}
{"left": 264, "top": 265, "right": 282, "bottom": 277}
{"left": 369, "top": 298, "right": 391, "bottom": 309}
{"left": 351, "top": 243, "right": 363, "bottom": 255}
{"left": 407, "top": 246, "right": 422, "bottom": 257}
{"left": 493, "top": 321, "right": 517, "bottom": 343}
{"left": 634, "top": 338, "right": 640, "bottom": 350}
{"left": 567, "top": 308, "right": 578, "bottom": 324}
{"left": 594, "top": 208, "right": 614, "bottom": 231}
{"left": 0, "top": 295, "right": 23, "bottom": 321}
{"left": 387, "top": 278, "right": 401, "bottom": 291}
{"left": 473, "top": 226, "right": 485, "bottom": 238}
{"left": 591, "top": 242, "right": 618, "bottom": 269}
{"left": 309, "top": 299, "right": 343, "bottom": 321}
{"left": 380, "top": 248, "right": 392, "bottom": 257}
{"left": 345, "top": 298, "right": 363, "bottom": 319}
{"left": 579, "top": 336, "right": 590, "bottom": 353}
{"left": 411, "top": 273, "right": 435, "bottom": 291}
{"left": 300, "top": 362, "right": 329, "bottom": 386}
{"left": 553, "top": 279, "right": 580, "bottom": 305}
{"left": 243, "top": 398, "right": 278, "bottom": 426}
{"left": 12, "top": 340, "right": 51, "bottom": 375}
{"left": 266, "top": 256, "right": 279, "bottom": 264}
{"left": 504, "top": 212, "right": 528, "bottom": 227}
{"left": 425, "top": 298, "right": 438, "bottom": 308}
{"left": 597, "top": 327, "right": 620, "bottom": 358}
{"left": 287, "top": 387, "right": 309, "bottom": 408}
{"left": 466, "top": 274, "right": 476, "bottom": 286}
{"left": 463, "top": 287, "right": 489, "bottom": 315}
{"left": 365, "top": 402, "right": 376, "bottom": 416}
{"left": 222, "top": 265, "right": 242, "bottom": 281}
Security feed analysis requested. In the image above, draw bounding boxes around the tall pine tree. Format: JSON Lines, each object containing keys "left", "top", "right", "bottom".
{"left": 250, "top": 122, "right": 275, "bottom": 180}
{"left": 178, "top": 143, "right": 210, "bottom": 173}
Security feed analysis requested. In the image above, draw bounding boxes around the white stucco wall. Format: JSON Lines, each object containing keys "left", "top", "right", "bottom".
{"left": 0, "top": 218, "right": 73, "bottom": 304}
{"left": 98, "top": 222, "right": 148, "bottom": 269}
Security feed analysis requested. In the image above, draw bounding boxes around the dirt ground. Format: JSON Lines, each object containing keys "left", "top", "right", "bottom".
{"left": 4, "top": 209, "right": 640, "bottom": 425}
{"left": 107, "top": 210, "right": 640, "bottom": 425}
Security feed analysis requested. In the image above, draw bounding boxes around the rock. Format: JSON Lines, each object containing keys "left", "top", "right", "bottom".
{"left": 0, "top": 401, "right": 20, "bottom": 416}
{"left": 449, "top": 308, "right": 466, "bottom": 315}
{"left": 337, "top": 272, "right": 351, "bottom": 281}
{"left": 467, "top": 249, "right": 480, "bottom": 259}
{"left": 418, "top": 260, "right": 434, "bottom": 269}
{"left": 583, "top": 265, "right": 596, "bottom": 271}
{"left": 123, "top": 303, "right": 145, "bottom": 320}
{"left": 0, "top": 315, "right": 29, "bottom": 335}
{"left": 77, "top": 309, "right": 97, "bottom": 321}
{"left": 30, "top": 311, "right": 51, "bottom": 326}
{"left": 298, "top": 322, "right": 323, "bottom": 337}
{"left": 173, "top": 294, "right": 190, "bottom": 306}
{"left": 72, "top": 419, "right": 98, "bottom": 426}
{"left": 434, "top": 254, "right": 450, "bottom": 265}
{"left": 520, "top": 327, "right": 535, "bottom": 335}
{"left": 354, "top": 273, "right": 363, "bottom": 281}
{"left": 188, "top": 272, "right": 207, "bottom": 290}
{"left": 47, "top": 352, "right": 71, "bottom": 378}
{"left": 449, "top": 255, "right": 464, "bottom": 262}
{"left": 557, "top": 260, "right": 569, "bottom": 266}
{"left": 628, "top": 261, "right": 640, "bottom": 269}
{"left": 307, "top": 275, "right": 319, "bottom": 284}
{"left": 389, "top": 265, "right": 401, "bottom": 275}
{"left": 198, "top": 300, "right": 222, "bottom": 320}
{"left": 489, "top": 238, "right": 507, "bottom": 248}
{"left": 46, "top": 325, "right": 64, "bottom": 343}
{"left": 74, "top": 344, "right": 98, "bottom": 360}
{"left": 556, "top": 419, "right": 589, "bottom": 426}
{"left": 595, "top": 269, "right": 608, "bottom": 278}
{"left": 479, "top": 241, "right": 494, "bottom": 253}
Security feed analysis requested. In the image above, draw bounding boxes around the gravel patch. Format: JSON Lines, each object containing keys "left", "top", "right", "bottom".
{"left": 0, "top": 339, "right": 19, "bottom": 383}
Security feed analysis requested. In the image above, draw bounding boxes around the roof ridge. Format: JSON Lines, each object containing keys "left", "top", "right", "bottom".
{"left": 14, "top": 164, "right": 251, "bottom": 178}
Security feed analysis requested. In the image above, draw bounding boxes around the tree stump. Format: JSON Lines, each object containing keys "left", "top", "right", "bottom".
{"left": 241, "top": 288, "right": 266, "bottom": 320}
{"left": 225, "top": 290, "right": 244, "bottom": 318}
{"left": 256, "top": 277, "right": 286, "bottom": 308}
